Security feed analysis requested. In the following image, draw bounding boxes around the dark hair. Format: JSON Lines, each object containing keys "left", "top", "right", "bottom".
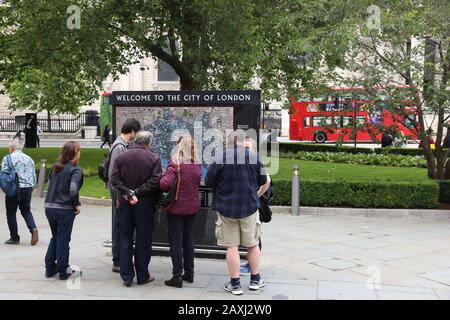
{"left": 121, "top": 118, "right": 142, "bottom": 134}
{"left": 53, "top": 141, "right": 80, "bottom": 173}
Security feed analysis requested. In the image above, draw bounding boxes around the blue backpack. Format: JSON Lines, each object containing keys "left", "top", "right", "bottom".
{"left": 0, "top": 154, "right": 18, "bottom": 197}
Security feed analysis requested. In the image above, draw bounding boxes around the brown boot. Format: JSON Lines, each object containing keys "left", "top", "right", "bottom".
{"left": 31, "top": 229, "right": 39, "bottom": 246}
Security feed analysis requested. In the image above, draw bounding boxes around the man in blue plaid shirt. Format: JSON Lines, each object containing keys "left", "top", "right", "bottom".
{"left": 205, "top": 133, "right": 268, "bottom": 296}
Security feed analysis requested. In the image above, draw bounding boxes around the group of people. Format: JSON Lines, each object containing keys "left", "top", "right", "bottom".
{"left": 2, "top": 117, "right": 270, "bottom": 296}
{"left": 106, "top": 118, "right": 270, "bottom": 294}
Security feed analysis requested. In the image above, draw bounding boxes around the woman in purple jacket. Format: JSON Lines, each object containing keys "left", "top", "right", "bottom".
{"left": 160, "top": 136, "right": 202, "bottom": 288}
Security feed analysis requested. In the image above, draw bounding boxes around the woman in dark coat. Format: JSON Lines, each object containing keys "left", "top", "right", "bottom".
{"left": 160, "top": 136, "right": 201, "bottom": 288}
{"left": 44, "top": 141, "right": 83, "bottom": 280}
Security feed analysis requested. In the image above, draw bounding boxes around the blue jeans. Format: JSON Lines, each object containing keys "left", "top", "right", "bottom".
{"left": 44, "top": 208, "right": 76, "bottom": 277}
{"left": 5, "top": 187, "right": 36, "bottom": 241}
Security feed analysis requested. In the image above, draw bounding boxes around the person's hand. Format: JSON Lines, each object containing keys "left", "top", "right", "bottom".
{"left": 130, "top": 195, "right": 138, "bottom": 205}
{"left": 74, "top": 206, "right": 81, "bottom": 215}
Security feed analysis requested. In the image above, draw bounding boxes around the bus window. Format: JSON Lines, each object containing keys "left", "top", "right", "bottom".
{"left": 342, "top": 116, "right": 353, "bottom": 127}
{"left": 404, "top": 115, "right": 417, "bottom": 128}
{"left": 304, "top": 117, "right": 310, "bottom": 128}
{"left": 312, "top": 116, "right": 332, "bottom": 127}
{"left": 356, "top": 116, "right": 366, "bottom": 127}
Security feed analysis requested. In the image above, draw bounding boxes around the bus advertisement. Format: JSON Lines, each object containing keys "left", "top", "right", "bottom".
{"left": 289, "top": 87, "right": 419, "bottom": 143}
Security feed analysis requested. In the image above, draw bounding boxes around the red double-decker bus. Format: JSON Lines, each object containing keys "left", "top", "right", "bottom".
{"left": 289, "top": 87, "right": 419, "bottom": 143}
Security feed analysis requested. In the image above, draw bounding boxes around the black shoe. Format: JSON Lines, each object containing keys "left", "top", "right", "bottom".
{"left": 165, "top": 276, "right": 182, "bottom": 288}
{"left": 123, "top": 280, "right": 132, "bottom": 287}
{"left": 45, "top": 270, "right": 58, "bottom": 278}
{"left": 182, "top": 274, "right": 194, "bottom": 283}
{"left": 4, "top": 238, "right": 20, "bottom": 245}
{"left": 59, "top": 269, "right": 82, "bottom": 281}
{"left": 137, "top": 275, "right": 155, "bottom": 285}
{"left": 112, "top": 264, "right": 120, "bottom": 273}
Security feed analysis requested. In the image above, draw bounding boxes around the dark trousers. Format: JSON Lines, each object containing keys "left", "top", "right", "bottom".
{"left": 167, "top": 214, "right": 196, "bottom": 278}
{"left": 5, "top": 187, "right": 36, "bottom": 241}
{"left": 44, "top": 208, "right": 75, "bottom": 277}
{"left": 101, "top": 138, "right": 111, "bottom": 148}
{"left": 118, "top": 198, "right": 154, "bottom": 283}
{"left": 110, "top": 191, "right": 120, "bottom": 265}
{"left": 36, "top": 136, "right": 40, "bottom": 148}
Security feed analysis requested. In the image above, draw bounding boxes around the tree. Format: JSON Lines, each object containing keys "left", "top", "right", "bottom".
{"left": 0, "top": 0, "right": 351, "bottom": 113}
{"left": 325, "top": 0, "right": 449, "bottom": 179}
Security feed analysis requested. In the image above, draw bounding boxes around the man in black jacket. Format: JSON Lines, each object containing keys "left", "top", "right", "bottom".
{"left": 110, "top": 131, "right": 162, "bottom": 287}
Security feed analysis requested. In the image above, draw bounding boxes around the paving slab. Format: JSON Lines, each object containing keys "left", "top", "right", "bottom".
{"left": 1, "top": 195, "right": 450, "bottom": 300}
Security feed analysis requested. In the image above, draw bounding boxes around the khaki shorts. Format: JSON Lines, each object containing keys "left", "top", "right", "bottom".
{"left": 215, "top": 211, "right": 262, "bottom": 248}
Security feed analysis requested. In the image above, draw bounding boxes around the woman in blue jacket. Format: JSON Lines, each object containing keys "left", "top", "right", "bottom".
{"left": 44, "top": 141, "right": 83, "bottom": 280}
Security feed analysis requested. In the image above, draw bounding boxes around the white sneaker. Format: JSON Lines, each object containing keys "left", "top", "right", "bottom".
{"left": 249, "top": 279, "right": 266, "bottom": 291}
{"left": 224, "top": 281, "right": 243, "bottom": 295}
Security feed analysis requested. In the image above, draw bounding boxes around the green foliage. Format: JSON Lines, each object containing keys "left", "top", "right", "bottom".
{"left": 275, "top": 142, "right": 374, "bottom": 154}
{"left": 272, "top": 180, "right": 439, "bottom": 208}
{"left": 326, "top": 0, "right": 450, "bottom": 179}
{"left": 374, "top": 148, "right": 424, "bottom": 157}
{"left": 439, "top": 180, "right": 450, "bottom": 204}
{"left": 295, "top": 151, "right": 427, "bottom": 168}
{"left": 0, "top": 0, "right": 352, "bottom": 111}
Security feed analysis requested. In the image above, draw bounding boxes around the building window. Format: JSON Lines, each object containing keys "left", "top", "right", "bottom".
{"left": 157, "top": 60, "right": 179, "bottom": 82}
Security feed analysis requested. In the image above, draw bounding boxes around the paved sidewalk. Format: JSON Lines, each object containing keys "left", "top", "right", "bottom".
{"left": 1, "top": 197, "right": 450, "bottom": 300}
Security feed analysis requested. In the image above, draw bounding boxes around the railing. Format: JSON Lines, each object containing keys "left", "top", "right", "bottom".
{"left": 0, "top": 112, "right": 99, "bottom": 133}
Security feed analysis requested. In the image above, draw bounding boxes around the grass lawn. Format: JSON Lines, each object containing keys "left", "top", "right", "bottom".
{"left": 0, "top": 147, "right": 108, "bottom": 176}
{"left": 271, "top": 158, "right": 431, "bottom": 183}
{"left": 80, "top": 176, "right": 111, "bottom": 199}
{"left": 80, "top": 156, "right": 432, "bottom": 200}
{"left": 1, "top": 147, "right": 430, "bottom": 199}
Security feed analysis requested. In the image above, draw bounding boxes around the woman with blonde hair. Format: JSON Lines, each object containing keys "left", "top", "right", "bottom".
{"left": 160, "top": 135, "right": 202, "bottom": 288}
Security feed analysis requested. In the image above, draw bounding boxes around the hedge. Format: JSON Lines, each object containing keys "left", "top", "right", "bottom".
{"left": 272, "top": 180, "right": 439, "bottom": 209}
{"left": 275, "top": 142, "right": 448, "bottom": 158}
{"left": 274, "top": 142, "right": 374, "bottom": 155}
{"left": 374, "top": 148, "right": 424, "bottom": 156}
{"left": 439, "top": 180, "right": 450, "bottom": 204}
{"left": 295, "top": 151, "right": 427, "bottom": 168}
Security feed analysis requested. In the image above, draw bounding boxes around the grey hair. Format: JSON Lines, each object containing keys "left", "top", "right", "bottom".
{"left": 226, "top": 130, "right": 246, "bottom": 148}
{"left": 9, "top": 137, "right": 24, "bottom": 150}
{"left": 244, "top": 137, "right": 257, "bottom": 152}
{"left": 135, "top": 130, "right": 153, "bottom": 147}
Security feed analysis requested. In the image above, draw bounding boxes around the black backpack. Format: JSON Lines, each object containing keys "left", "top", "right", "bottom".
{"left": 259, "top": 181, "right": 273, "bottom": 223}
{"left": 98, "top": 143, "right": 126, "bottom": 183}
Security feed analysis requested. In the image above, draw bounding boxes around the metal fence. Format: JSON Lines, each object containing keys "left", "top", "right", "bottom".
{"left": 0, "top": 112, "right": 99, "bottom": 133}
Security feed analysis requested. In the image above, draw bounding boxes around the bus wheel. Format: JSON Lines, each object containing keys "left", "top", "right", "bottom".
{"left": 314, "top": 132, "right": 327, "bottom": 143}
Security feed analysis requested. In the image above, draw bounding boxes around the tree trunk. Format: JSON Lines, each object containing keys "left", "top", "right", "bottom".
{"left": 422, "top": 138, "right": 436, "bottom": 179}
{"left": 179, "top": 74, "right": 199, "bottom": 90}
{"left": 435, "top": 152, "right": 446, "bottom": 180}
{"left": 445, "top": 157, "right": 450, "bottom": 180}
